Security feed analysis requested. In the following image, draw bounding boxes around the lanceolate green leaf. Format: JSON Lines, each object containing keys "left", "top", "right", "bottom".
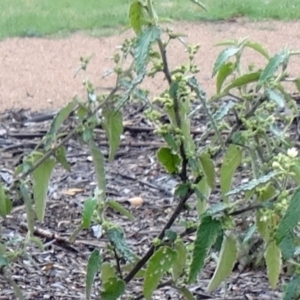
{"left": 207, "top": 234, "right": 237, "bottom": 292}
{"left": 212, "top": 47, "right": 241, "bottom": 77}
{"left": 32, "top": 158, "right": 56, "bottom": 221}
{"left": 107, "top": 200, "right": 135, "bottom": 221}
{"left": 82, "top": 197, "right": 97, "bottom": 229}
{"left": 216, "top": 62, "right": 235, "bottom": 94}
{"left": 20, "top": 183, "right": 35, "bottom": 234}
{"left": 244, "top": 41, "right": 270, "bottom": 59}
{"left": 276, "top": 188, "right": 300, "bottom": 243}
{"left": 86, "top": 250, "right": 101, "bottom": 300}
{"left": 264, "top": 241, "right": 282, "bottom": 289}
{"left": 129, "top": 0, "right": 144, "bottom": 34}
{"left": 199, "top": 152, "right": 215, "bottom": 189}
{"left": 220, "top": 144, "right": 242, "bottom": 200}
{"left": 55, "top": 146, "right": 71, "bottom": 172}
{"left": 144, "top": 246, "right": 177, "bottom": 300}
{"left": 102, "top": 108, "right": 123, "bottom": 162}
{"left": 134, "top": 25, "right": 161, "bottom": 74}
{"left": 223, "top": 71, "right": 261, "bottom": 93}
{"left": 45, "top": 100, "right": 77, "bottom": 148}
{"left": 188, "top": 216, "right": 222, "bottom": 283}
{"left": 88, "top": 140, "right": 106, "bottom": 202}
{"left": 258, "top": 50, "right": 290, "bottom": 84}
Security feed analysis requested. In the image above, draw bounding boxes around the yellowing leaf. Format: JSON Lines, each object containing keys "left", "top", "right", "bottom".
{"left": 207, "top": 234, "right": 237, "bottom": 292}
{"left": 264, "top": 240, "right": 282, "bottom": 289}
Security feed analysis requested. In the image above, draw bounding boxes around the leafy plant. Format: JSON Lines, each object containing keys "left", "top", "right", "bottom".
{"left": 2, "top": 0, "right": 300, "bottom": 299}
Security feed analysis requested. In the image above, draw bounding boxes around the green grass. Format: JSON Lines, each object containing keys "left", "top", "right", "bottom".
{"left": 1, "top": 0, "right": 300, "bottom": 40}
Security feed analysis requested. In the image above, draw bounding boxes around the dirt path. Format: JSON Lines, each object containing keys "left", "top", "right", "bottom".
{"left": 1, "top": 20, "right": 300, "bottom": 112}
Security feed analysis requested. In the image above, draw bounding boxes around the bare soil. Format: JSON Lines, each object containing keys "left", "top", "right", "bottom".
{"left": 1, "top": 20, "right": 300, "bottom": 299}
{"left": 1, "top": 20, "right": 300, "bottom": 112}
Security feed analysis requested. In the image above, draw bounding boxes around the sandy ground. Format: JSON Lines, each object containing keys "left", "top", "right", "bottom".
{"left": 1, "top": 20, "right": 300, "bottom": 112}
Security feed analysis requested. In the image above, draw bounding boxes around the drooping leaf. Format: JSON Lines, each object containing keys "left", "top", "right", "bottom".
{"left": 144, "top": 246, "right": 177, "bottom": 300}
{"left": 55, "top": 146, "right": 71, "bottom": 172}
{"left": 32, "top": 158, "right": 56, "bottom": 221}
{"left": 107, "top": 227, "right": 135, "bottom": 263}
{"left": 102, "top": 108, "right": 123, "bottom": 162}
{"left": 82, "top": 197, "right": 97, "bottom": 229}
{"left": 199, "top": 152, "right": 215, "bottom": 189}
{"left": 226, "top": 171, "right": 278, "bottom": 196}
{"left": 172, "top": 239, "right": 187, "bottom": 281}
{"left": 266, "top": 88, "right": 285, "bottom": 108}
{"left": 157, "top": 147, "right": 181, "bottom": 174}
{"left": 195, "top": 178, "right": 210, "bottom": 216}
{"left": 212, "top": 47, "right": 241, "bottom": 77}
{"left": 107, "top": 200, "right": 134, "bottom": 221}
{"left": 216, "top": 62, "right": 235, "bottom": 93}
{"left": 276, "top": 188, "right": 300, "bottom": 243}
{"left": 88, "top": 140, "right": 106, "bottom": 202}
{"left": 20, "top": 183, "right": 35, "bottom": 233}
{"left": 0, "top": 182, "right": 12, "bottom": 218}
{"left": 258, "top": 50, "right": 290, "bottom": 84}
{"left": 188, "top": 216, "right": 222, "bottom": 283}
{"left": 244, "top": 41, "right": 270, "bottom": 59}
{"left": 176, "top": 286, "right": 196, "bottom": 300}
{"left": 207, "top": 234, "right": 237, "bottom": 292}
{"left": 129, "top": 0, "right": 144, "bottom": 34}
{"left": 223, "top": 71, "right": 261, "bottom": 93}
{"left": 100, "top": 276, "right": 125, "bottom": 300}
{"left": 134, "top": 25, "right": 161, "bottom": 74}
{"left": 45, "top": 100, "right": 77, "bottom": 148}
{"left": 264, "top": 241, "right": 282, "bottom": 289}
{"left": 283, "top": 274, "right": 300, "bottom": 300}
{"left": 86, "top": 250, "right": 101, "bottom": 300}
{"left": 220, "top": 144, "right": 242, "bottom": 199}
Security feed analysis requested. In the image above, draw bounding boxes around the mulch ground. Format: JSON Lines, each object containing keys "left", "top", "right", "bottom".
{"left": 0, "top": 100, "right": 290, "bottom": 300}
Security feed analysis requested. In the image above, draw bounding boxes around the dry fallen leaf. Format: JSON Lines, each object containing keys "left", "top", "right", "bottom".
{"left": 127, "top": 196, "right": 144, "bottom": 207}
{"left": 61, "top": 188, "right": 84, "bottom": 196}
